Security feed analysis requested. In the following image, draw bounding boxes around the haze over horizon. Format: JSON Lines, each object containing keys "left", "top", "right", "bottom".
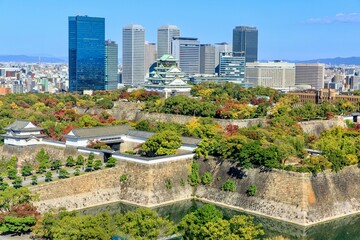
{"left": 0, "top": 0, "right": 359, "bottom": 61}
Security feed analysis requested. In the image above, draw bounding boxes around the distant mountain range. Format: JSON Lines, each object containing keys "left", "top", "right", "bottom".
{"left": 264, "top": 57, "right": 360, "bottom": 66}
{"left": 1, "top": 55, "right": 360, "bottom": 65}
{"left": 0, "top": 55, "right": 66, "bottom": 63}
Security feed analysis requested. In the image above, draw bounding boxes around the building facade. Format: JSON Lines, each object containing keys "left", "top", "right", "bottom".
{"left": 122, "top": 24, "right": 145, "bottom": 86}
{"left": 105, "top": 40, "right": 118, "bottom": 90}
{"left": 200, "top": 44, "right": 215, "bottom": 74}
{"left": 171, "top": 37, "right": 200, "bottom": 75}
{"left": 295, "top": 63, "right": 325, "bottom": 90}
{"left": 68, "top": 16, "right": 105, "bottom": 92}
{"left": 246, "top": 62, "right": 295, "bottom": 89}
{"left": 233, "top": 26, "right": 258, "bottom": 63}
{"left": 219, "top": 52, "right": 246, "bottom": 81}
{"left": 214, "top": 42, "right": 232, "bottom": 69}
{"left": 145, "top": 41, "right": 157, "bottom": 77}
{"left": 157, "top": 25, "right": 180, "bottom": 58}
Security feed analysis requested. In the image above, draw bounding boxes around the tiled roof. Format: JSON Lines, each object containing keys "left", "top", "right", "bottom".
{"left": 4, "top": 120, "right": 43, "bottom": 131}
{"left": 127, "top": 130, "right": 201, "bottom": 146}
{"left": 68, "top": 125, "right": 132, "bottom": 138}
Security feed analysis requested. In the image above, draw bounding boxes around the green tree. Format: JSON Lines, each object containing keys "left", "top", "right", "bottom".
{"left": 65, "top": 156, "right": 76, "bottom": 167}
{"left": 76, "top": 155, "right": 85, "bottom": 166}
{"left": 94, "top": 160, "right": 102, "bottom": 170}
{"left": 115, "top": 207, "right": 176, "bottom": 239}
{"left": 229, "top": 215, "right": 265, "bottom": 239}
{"left": 58, "top": 169, "right": 70, "bottom": 179}
{"left": 50, "top": 160, "right": 62, "bottom": 170}
{"left": 7, "top": 169, "right": 17, "bottom": 180}
{"left": 178, "top": 204, "right": 223, "bottom": 239}
{"left": 45, "top": 171, "right": 52, "bottom": 182}
{"left": 31, "top": 175, "right": 38, "bottom": 185}
{"left": 0, "top": 216, "right": 36, "bottom": 235}
{"left": 85, "top": 158, "right": 94, "bottom": 172}
{"left": 74, "top": 167, "right": 81, "bottom": 176}
{"left": 105, "top": 157, "right": 117, "bottom": 168}
{"left": 36, "top": 148, "right": 50, "bottom": 173}
{"left": 21, "top": 164, "right": 32, "bottom": 177}
{"left": 12, "top": 176, "right": 22, "bottom": 189}
{"left": 0, "top": 181, "right": 9, "bottom": 191}
{"left": 141, "top": 130, "right": 182, "bottom": 157}
{"left": 0, "top": 187, "right": 33, "bottom": 212}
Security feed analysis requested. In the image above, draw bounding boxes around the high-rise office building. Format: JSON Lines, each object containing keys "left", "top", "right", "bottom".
{"left": 145, "top": 41, "right": 157, "bottom": 76}
{"left": 219, "top": 52, "right": 246, "bottom": 80}
{"left": 68, "top": 16, "right": 105, "bottom": 92}
{"left": 233, "top": 26, "right": 258, "bottom": 63}
{"left": 171, "top": 37, "right": 200, "bottom": 75}
{"left": 214, "top": 42, "right": 232, "bottom": 69}
{"left": 122, "top": 24, "right": 145, "bottom": 86}
{"left": 295, "top": 63, "right": 325, "bottom": 90}
{"left": 200, "top": 44, "right": 215, "bottom": 74}
{"left": 157, "top": 25, "right": 180, "bottom": 58}
{"left": 105, "top": 40, "right": 118, "bottom": 90}
{"left": 246, "top": 61, "right": 295, "bottom": 88}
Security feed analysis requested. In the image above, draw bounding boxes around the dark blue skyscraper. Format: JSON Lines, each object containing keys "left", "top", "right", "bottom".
{"left": 233, "top": 26, "right": 258, "bottom": 63}
{"left": 69, "top": 16, "right": 105, "bottom": 92}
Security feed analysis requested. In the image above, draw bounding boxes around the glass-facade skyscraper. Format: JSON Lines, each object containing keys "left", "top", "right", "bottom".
{"left": 232, "top": 26, "right": 258, "bottom": 63}
{"left": 122, "top": 24, "right": 145, "bottom": 86}
{"left": 219, "top": 52, "right": 245, "bottom": 81}
{"left": 157, "top": 25, "right": 180, "bottom": 58}
{"left": 68, "top": 16, "right": 105, "bottom": 92}
{"left": 105, "top": 40, "right": 118, "bottom": 90}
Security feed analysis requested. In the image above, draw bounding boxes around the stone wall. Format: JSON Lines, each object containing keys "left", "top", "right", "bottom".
{"left": 31, "top": 158, "right": 193, "bottom": 212}
{"left": 195, "top": 159, "right": 360, "bottom": 226}
{"left": 30, "top": 155, "right": 360, "bottom": 226}
{"left": 77, "top": 102, "right": 346, "bottom": 136}
{"left": 0, "top": 145, "right": 79, "bottom": 168}
{"left": 298, "top": 118, "right": 346, "bottom": 136}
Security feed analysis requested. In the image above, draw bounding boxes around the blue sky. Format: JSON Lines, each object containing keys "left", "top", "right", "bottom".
{"left": 0, "top": 0, "right": 359, "bottom": 60}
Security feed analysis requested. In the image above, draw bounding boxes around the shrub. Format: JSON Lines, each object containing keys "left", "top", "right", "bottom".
{"left": 58, "top": 169, "right": 70, "bottom": 179}
{"left": 31, "top": 175, "right": 38, "bottom": 185}
{"left": 45, "top": 171, "right": 52, "bottom": 182}
{"left": 165, "top": 178, "right": 172, "bottom": 189}
{"left": 221, "top": 179, "right": 236, "bottom": 192}
{"left": 202, "top": 171, "right": 212, "bottom": 185}
{"left": 247, "top": 185, "right": 257, "bottom": 196}
{"left": 120, "top": 174, "right": 128, "bottom": 183}
{"left": 188, "top": 161, "right": 201, "bottom": 186}
{"left": 74, "top": 167, "right": 80, "bottom": 176}
{"left": 124, "top": 150, "right": 136, "bottom": 155}
{"left": 105, "top": 157, "right": 116, "bottom": 168}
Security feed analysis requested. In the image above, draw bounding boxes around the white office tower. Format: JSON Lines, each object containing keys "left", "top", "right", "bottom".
{"left": 200, "top": 44, "right": 216, "bottom": 74}
{"left": 295, "top": 63, "right": 325, "bottom": 90}
{"left": 246, "top": 61, "right": 295, "bottom": 89}
{"left": 122, "top": 24, "right": 145, "bottom": 86}
{"left": 171, "top": 37, "right": 200, "bottom": 75}
{"left": 157, "top": 25, "right": 180, "bottom": 58}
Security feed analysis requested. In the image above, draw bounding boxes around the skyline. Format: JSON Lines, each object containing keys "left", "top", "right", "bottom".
{"left": 0, "top": 0, "right": 360, "bottom": 61}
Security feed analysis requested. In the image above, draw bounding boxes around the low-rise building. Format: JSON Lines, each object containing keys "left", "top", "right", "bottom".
{"left": 2, "top": 120, "right": 46, "bottom": 146}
